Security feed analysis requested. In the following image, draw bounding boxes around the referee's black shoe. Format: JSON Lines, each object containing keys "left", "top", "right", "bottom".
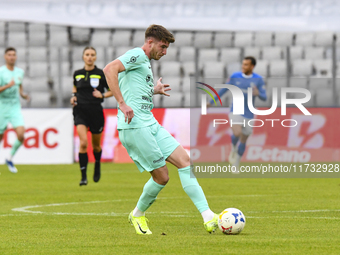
{"left": 79, "top": 178, "right": 88, "bottom": 186}
{"left": 93, "top": 162, "right": 101, "bottom": 182}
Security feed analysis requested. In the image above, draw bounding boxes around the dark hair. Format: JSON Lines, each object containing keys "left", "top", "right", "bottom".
{"left": 5, "top": 47, "right": 16, "bottom": 54}
{"left": 83, "top": 46, "right": 96, "bottom": 55}
{"left": 145, "top": 24, "right": 175, "bottom": 43}
{"left": 244, "top": 56, "right": 256, "bottom": 66}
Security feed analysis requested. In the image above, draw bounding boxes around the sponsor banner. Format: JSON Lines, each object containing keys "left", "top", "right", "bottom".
{"left": 191, "top": 145, "right": 340, "bottom": 163}
{"left": 0, "top": 0, "right": 339, "bottom": 31}
{"left": 0, "top": 109, "right": 73, "bottom": 164}
{"left": 191, "top": 107, "right": 340, "bottom": 163}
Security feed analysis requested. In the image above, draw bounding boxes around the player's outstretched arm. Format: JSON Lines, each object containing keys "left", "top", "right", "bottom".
{"left": 103, "top": 59, "right": 134, "bottom": 124}
{"left": 154, "top": 77, "right": 171, "bottom": 96}
{"left": 19, "top": 84, "right": 30, "bottom": 101}
{"left": 0, "top": 79, "right": 15, "bottom": 93}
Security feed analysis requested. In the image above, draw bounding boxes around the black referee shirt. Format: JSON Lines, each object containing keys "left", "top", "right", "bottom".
{"left": 73, "top": 66, "right": 109, "bottom": 105}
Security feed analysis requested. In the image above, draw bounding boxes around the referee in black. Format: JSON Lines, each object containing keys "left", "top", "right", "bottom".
{"left": 71, "top": 46, "right": 113, "bottom": 186}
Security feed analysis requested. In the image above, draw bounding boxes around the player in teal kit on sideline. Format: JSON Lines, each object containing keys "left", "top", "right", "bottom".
{"left": 104, "top": 25, "right": 218, "bottom": 235}
{"left": 0, "top": 47, "right": 30, "bottom": 173}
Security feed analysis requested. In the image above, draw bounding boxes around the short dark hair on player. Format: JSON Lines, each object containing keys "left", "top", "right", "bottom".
{"left": 244, "top": 56, "right": 256, "bottom": 66}
{"left": 145, "top": 24, "right": 175, "bottom": 44}
{"left": 5, "top": 47, "right": 16, "bottom": 54}
{"left": 83, "top": 46, "right": 96, "bottom": 55}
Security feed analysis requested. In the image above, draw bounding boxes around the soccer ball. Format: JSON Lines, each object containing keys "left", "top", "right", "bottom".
{"left": 218, "top": 208, "right": 246, "bottom": 235}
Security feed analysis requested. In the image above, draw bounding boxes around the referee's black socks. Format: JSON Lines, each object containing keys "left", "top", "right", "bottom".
{"left": 79, "top": 153, "right": 88, "bottom": 180}
{"left": 93, "top": 150, "right": 102, "bottom": 183}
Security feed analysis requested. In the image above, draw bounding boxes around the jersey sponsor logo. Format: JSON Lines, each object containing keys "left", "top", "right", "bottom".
{"left": 145, "top": 74, "right": 153, "bottom": 85}
{"left": 126, "top": 55, "right": 139, "bottom": 64}
{"left": 142, "top": 96, "right": 152, "bottom": 103}
{"left": 141, "top": 104, "right": 152, "bottom": 110}
{"left": 153, "top": 156, "right": 164, "bottom": 164}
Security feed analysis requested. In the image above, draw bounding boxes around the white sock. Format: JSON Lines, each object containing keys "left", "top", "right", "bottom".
{"left": 201, "top": 209, "right": 215, "bottom": 223}
{"left": 133, "top": 206, "right": 145, "bottom": 217}
{"left": 232, "top": 144, "right": 237, "bottom": 153}
{"left": 235, "top": 153, "right": 241, "bottom": 167}
{"left": 8, "top": 155, "right": 13, "bottom": 161}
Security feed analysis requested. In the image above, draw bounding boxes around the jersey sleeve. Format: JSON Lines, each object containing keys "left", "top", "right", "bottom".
{"left": 118, "top": 49, "right": 143, "bottom": 72}
{"left": 73, "top": 71, "right": 77, "bottom": 86}
{"left": 101, "top": 71, "right": 109, "bottom": 90}
{"left": 257, "top": 78, "right": 267, "bottom": 101}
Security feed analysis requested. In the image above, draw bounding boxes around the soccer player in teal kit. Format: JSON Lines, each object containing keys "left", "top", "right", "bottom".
{"left": 0, "top": 47, "right": 30, "bottom": 173}
{"left": 104, "top": 25, "right": 218, "bottom": 235}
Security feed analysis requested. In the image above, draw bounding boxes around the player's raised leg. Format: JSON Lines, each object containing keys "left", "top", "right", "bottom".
{"left": 166, "top": 145, "right": 219, "bottom": 233}
{"left": 91, "top": 133, "right": 102, "bottom": 183}
{"left": 77, "top": 125, "right": 89, "bottom": 186}
{"left": 6, "top": 126, "right": 25, "bottom": 173}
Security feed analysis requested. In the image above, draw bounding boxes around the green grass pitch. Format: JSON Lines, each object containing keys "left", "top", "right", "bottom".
{"left": 0, "top": 163, "right": 339, "bottom": 254}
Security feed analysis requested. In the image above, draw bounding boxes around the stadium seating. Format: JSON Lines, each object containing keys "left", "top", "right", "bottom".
{"left": 313, "top": 59, "right": 332, "bottom": 77}
{"left": 112, "top": 30, "right": 132, "bottom": 46}
{"left": 290, "top": 46, "right": 304, "bottom": 60}
{"left": 174, "top": 32, "right": 193, "bottom": 47}
{"left": 290, "top": 77, "right": 308, "bottom": 88}
{"left": 49, "top": 25, "right": 69, "bottom": 47}
{"left": 2, "top": 21, "right": 339, "bottom": 108}
{"left": 255, "top": 60, "right": 268, "bottom": 77}
{"left": 28, "top": 23, "right": 47, "bottom": 47}
{"left": 295, "top": 33, "right": 315, "bottom": 47}
{"left": 291, "top": 60, "right": 313, "bottom": 76}
{"left": 220, "top": 48, "right": 241, "bottom": 64}
{"left": 275, "top": 32, "right": 294, "bottom": 46}
{"left": 304, "top": 47, "right": 325, "bottom": 60}
{"left": 244, "top": 47, "right": 261, "bottom": 60}
{"left": 234, "top": 32, "right": 253, "bottom": 47}
{"left": 90, "top": 30, "right": 112, "bottom": 47}
{"left": 254, "top": 32, "right": 273, "bottom": 47}
{"left": 159, "top": 47, "right": 178, "bottom": 62}
{"left": 269, "top": 60, "right": 287, "bottom": 77}
{"left": 162, "top": 77, "right": 182, "bottom": 92}
{"left": 179, "top": 47, "right": 196, "bottom": 62}
{"left": 315, "top": 32, "right": 334, "bottom": 47}
{"left": 309, "top": 77, "right": 331, "bottom": 90}
{"left": 198, "top": 48, "right": 219, "bottom": 66}
{"left": 162, "top": 92, "right": 183, "bottom": 107}
{"left": 214, "top": 33, "right": 233, "bottom": 48}
{"left": 315, "top": 88, "right": 335, "bottom": 106}
{"left": 262, "top": 47, "right": 283, "bottom": 60}
{"left": 159, "top": 61, "right": 181, "bottom": 76}
{"left": 132, "top": 30, "right": 146, "bottom": 47}
{"left": 194, "top": 32, "right": 213, "bottom": 48}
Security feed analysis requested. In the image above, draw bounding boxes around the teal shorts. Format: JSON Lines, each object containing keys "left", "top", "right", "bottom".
{"left": 0, "top": 103, "right": 25, "bottom": 134}
{"left": 118, "top": 122, "right": 180, "bottom": 172}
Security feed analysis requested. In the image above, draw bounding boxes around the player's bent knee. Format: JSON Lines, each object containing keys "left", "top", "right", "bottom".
{"left": 79, "top": 140, "right": 88, "bottom": 151}
{"left": 18, "top": 135, "right": 25, "bottom": 143}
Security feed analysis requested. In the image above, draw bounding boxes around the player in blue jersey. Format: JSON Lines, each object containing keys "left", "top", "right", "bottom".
{"left": 209, "top": 56, "right": 267, "bottom": 171}
{"left": 0, "top": 47, "right": 30, "bottom": 173}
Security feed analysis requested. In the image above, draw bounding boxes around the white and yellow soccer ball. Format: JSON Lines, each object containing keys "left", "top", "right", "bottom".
{"left": 218, "top": 208, "right": 246, "bottom": 235}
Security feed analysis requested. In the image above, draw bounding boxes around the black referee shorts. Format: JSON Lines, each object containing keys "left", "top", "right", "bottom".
{"left": 73, "top": 104, "right": 104, "bottom": 134}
